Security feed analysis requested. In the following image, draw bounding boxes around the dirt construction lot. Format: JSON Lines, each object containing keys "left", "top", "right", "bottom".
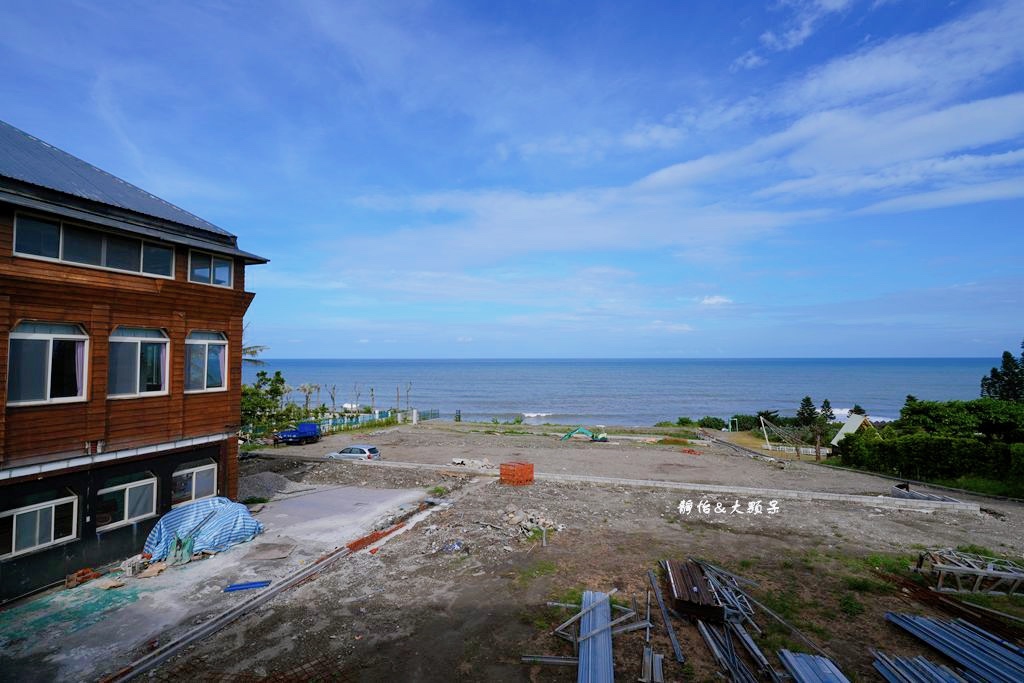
{"left": 147, "top": 423, "right": 1023, "bottom": 681}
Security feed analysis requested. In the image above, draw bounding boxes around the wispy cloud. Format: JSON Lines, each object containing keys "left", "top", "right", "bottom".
{"left": 731, "top": 50, "right": 766, "bottom": 72}
{"left": 760, "top": 0, "right": 857, "bottom": 52}
{"left": 777, "top": 0, "right": 1024, "bottom": 113}
{"left": 700, "top": 296, "right": 733, "bottom": 306}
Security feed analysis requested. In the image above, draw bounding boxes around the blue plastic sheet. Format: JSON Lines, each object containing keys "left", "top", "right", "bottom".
{"left": 143, "top": 497, "right": 263, "bottom": 561}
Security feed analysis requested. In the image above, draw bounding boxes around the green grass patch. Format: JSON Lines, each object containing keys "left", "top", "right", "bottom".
{"left": 863, "top": 553, "right": 915, "bottom": 575}
{"left": 839, "top": 593, "right": 865, "bottom": 617}
{"left": 956, "top": 544, "right": 996, "bottom": 557}
{"left": 760, "top": 589, "right": 802, "bottom": 620}
{"left": 515, "top": 560, "right": 558, "bottom": 586}
{"left": 958, "top": 592, "right": 1024, "bottom": 616}
{"left": 931, "top": 475, "right": 1024, "bottom": 499}
{"left": 658, "top": 437, "right": 694, "bottom": 446}
{"left": 428, "top": 485, "right": 449, "bottom": 497}
{"left": 842, "top": 575, "right": 892, "bottom": 594}
{"left": 241, "top": 496, "right": 269, "bottom": 505}
{"left": 756, "top": 622, "right": 810, "bottom": 655}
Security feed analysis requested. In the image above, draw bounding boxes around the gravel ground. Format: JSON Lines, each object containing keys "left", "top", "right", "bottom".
{"left": 148, "top": 423, "right": 1024, "bottom": 682}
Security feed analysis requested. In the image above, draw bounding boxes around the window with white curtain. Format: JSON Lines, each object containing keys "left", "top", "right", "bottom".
{"left": 7, "top": 322, "right": 88, "bottom": 405}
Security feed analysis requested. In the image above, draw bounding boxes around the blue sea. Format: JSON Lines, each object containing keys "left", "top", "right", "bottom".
{"left": 242, "top": 358, "right": 996, "bottom": 427}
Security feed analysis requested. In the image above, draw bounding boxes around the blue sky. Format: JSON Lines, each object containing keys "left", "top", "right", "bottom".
{"left": 2, "top": 0, "right": 1022, "bottom": 358}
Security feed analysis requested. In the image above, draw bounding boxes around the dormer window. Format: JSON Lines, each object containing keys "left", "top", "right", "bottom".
{"left": 188, "top": 251, "right": 232, "bottom": 287}
{"left": 13, "top": 214, "right": 174, "bottom": 278}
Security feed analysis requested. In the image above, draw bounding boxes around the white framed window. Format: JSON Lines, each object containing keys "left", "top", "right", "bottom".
{"left": 185, "top": 331, "right": 228, "bottom": 393}
{"left": 0, "top": 492, "right": 78, "bottom": 559}
{"left": 108, "top": 327, "right": 170, "bottom": 398}
{"left": 95, "top": 473, "right": 158, "bottom": 531}
{"left": 171, "top": 460, "right": 217, "bottom": 507}
{"left": 7, "top": 322, "right": 89, "bottom": 406}
{"left": 13, "top": 213, "right": 175, "bottom": 278}
{"left": 188, "top": 250, "right": 233, "bottom": 287}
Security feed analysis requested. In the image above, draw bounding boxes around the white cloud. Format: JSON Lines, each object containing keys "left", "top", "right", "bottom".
{"left": 731, "top": 50, "right": 766, "bottom": 72}
{"left": 700, "top": 295, "right": 733, "bottom": 306}
{"left": 778, "top": 0, "right": 1024, "bottom": 113}
{"left": 649, "top": 321, "right": 695, "bottom": 333}
{"left": 857, "top": 177, "right": 1024, "bottom": 214}
{"left": 761, "top": 149, "right": 1024, "bottom": 198}
{"left": 456, "top": 336, "right": 474, "bottom": 343}
{"left": 760, "top": 0, "right": 856, "bottom": 52}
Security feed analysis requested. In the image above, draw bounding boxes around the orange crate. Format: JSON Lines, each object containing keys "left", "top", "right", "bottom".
{"left": 500, "top": 461, "right": 534, "bottom": 485}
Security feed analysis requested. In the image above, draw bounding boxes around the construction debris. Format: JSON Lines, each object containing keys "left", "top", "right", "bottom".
{"left": 891, "top": 483, "right": 961, "bottom": 503}
{"left": 664, "top": 559, "right": 724, "bottom": 622}
{"left": 577, "top": 590, "right": 615, "bottom": 681}
{"left": 917, "top": 548, "right": 1024, "bottom": 596}
{"left": 699, "top": 620, "right": 759, "bottom": 683}
{"left": 778, "top": 650, "right": 850, "bottom": 683}
{"left": 136, "top": 562, "right": 167, "bottom": 579}
{"left": 886, "top": 612, "right": 1024, "bottom": 682}
{"left": 449, "top": 457, "right": 496, "bottom": 469}
{"left": 224, "top": 580, "right": 271, "bottom": 593}
{"left": 872, "top": 569, "right": 1024, "bottom": 642}
{"left": 523, "top": 587, "right": 655, "bottom": 680}
{"left": 65, "top": 567, "right": 102, "bottom": 589}
{"left": 872, "top": 650, "right": 966, "bottom": 683}
{"left": 647, "top": 569, "right": 685, "bottom": 663}
{"left": 639, "top": 645, "right": 665, "bottom": 683}
{"left": 502, "top": 505, "right": 560, "bottom": 536}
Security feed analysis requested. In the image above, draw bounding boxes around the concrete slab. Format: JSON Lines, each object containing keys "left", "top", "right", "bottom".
{"left": 0, "top": 485, "right": 424, "bottom": 683}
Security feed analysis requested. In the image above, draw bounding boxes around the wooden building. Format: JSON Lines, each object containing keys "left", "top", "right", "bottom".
{"left": 0, "top": 120, "right": 266, "bottom": 602}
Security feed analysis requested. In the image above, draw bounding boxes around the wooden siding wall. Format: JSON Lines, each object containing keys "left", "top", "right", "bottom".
{"left": 0, "top": 204, "right": 256, "bottom": 469}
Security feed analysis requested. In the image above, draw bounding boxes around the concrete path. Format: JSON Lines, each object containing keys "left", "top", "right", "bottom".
{"left": 0, "top": 485, "right": 424, "bottom": 683}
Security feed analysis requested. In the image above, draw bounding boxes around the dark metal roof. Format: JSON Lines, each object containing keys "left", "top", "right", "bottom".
{"left": 0, "top": 119, "right": 231, "bottom": 239}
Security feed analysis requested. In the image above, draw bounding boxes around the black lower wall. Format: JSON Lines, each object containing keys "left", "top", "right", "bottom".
{"left": 0, "top": 443, "right": 223, "bottom": 604}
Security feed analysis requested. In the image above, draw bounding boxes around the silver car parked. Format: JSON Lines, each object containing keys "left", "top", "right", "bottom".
{"left": 326, "top": 444, "right": 381, "bottom": 460}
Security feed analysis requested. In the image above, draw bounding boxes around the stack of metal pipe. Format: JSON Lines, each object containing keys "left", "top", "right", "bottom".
{"left": 886, "top": 613, "right": 1024, "bottom": 683}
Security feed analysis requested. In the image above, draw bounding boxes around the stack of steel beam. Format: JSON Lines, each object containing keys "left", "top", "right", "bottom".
{"left": 694, "top": 559, "right": 759, "bottom": 629}
{"left": 697, "top": 620, "right": 759, "bottom": 683}
{"left": 872, "top": 650, "right": 967, "bottom": 682}
{"left": 778, "top": 650, "right": 850, "bottom": 682}
{"left": 665, "top": 559, "right": 724, "bottom": 621}
{"left": 886, "top": 613, "right": 1024, "bottom": 683}
{"left": 577, "top": 590, "right": 614, "bottom": 683}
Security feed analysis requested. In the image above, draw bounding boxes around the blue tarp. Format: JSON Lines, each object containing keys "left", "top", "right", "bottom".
{"left": 143, "top": 497, "right": 263, "bottom": 561}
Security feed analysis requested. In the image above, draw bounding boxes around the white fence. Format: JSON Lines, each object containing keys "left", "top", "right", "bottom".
{"left": 762, "top": 444, "right": 832, "bottom": 457}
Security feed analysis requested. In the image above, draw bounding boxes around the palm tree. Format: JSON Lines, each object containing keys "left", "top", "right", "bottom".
{"left": 297, "top": 383, "right": 319, "bottom": 414}
{"left": 242, "top": 322, "right": 268, "bottom": 366}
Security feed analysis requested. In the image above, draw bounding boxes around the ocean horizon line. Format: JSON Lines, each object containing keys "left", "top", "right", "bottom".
{"left": 257, "top": 356, "right": 996, "bottom": 362}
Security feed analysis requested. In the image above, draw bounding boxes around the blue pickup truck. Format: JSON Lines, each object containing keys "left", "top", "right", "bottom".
{"left": 275, "top": 422, "right": 321, "bottom": 445}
